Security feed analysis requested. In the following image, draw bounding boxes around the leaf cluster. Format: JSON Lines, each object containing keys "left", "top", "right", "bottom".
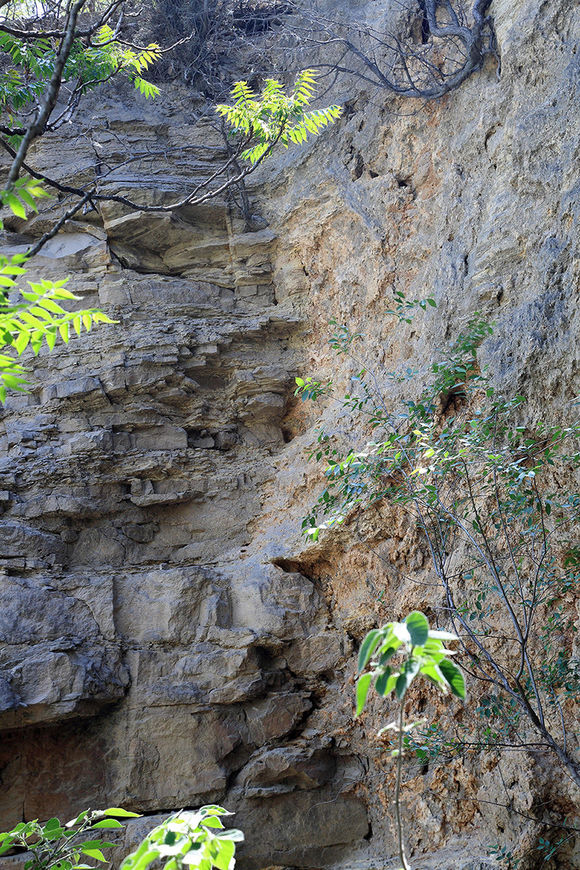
{"left": 216, "top": 69, "right": 341, "bottom": 164}
{"left": 0, "top": 22, "right": 161, "bottom": 129}
{"left": 0, "top": 174, "right": 50, "bottom": 228}
{"left": 385, "top": 289, "right": 436, "bottom": 325}
{"left": 0, "top": 29, "right": 57, "bottom": 115}
{"left": 0, "top": 257, "right": 116, "bottom": 401}
{"left": 356, "top": 611, "right": 465, "bottom": 716}
{"left": 89, "top": 25, "right": 161, "bottom": 99}
{"left": 0, "top": 174, "right": 116, "bottom": 401}
{"left": 0, "top": 807, "right": 139, "bottom": 870}
{"left": 0, "top": 806, "right": 243, "bottom": 870}
{"left": 120, "top": 806, "right": 244, "bottom": 870}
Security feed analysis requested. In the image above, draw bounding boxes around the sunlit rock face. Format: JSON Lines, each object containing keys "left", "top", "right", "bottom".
{"left": 0, "top": 0, "right": 578, "bottom": 867}
{"left": 0, "top": 82, "right": 367, "bottom": 869}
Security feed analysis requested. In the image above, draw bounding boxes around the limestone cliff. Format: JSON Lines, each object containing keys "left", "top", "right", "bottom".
{"left": 0, "top": 0, "right": 578, "bottom": 868}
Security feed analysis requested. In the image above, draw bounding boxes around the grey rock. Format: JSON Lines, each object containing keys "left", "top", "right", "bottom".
{"left": 0, "top": 1, "right": 577, "bottom": 867}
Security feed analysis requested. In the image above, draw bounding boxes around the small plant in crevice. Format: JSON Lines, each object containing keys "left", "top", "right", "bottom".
{"left": 296, "top": 293, "right": 580, "bottom": 862}
{"left": 356, "top": 610, "right": 465, "bottom": 870}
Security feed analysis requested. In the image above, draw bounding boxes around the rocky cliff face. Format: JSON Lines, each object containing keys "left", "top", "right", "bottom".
{"left": 0, "top": 0, "right": 578, "bottom": 868}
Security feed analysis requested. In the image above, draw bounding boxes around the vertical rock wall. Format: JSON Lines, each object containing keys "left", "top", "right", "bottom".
{"left": 0, "top": 0, "right": 579, "bottom": 867}
{"left": 0, "top": 91, "right": 369, "bottom": 868}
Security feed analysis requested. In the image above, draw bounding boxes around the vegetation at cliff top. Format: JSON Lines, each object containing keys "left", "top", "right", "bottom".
{"left": 0, "top": 0, "right": 340, "bottom": 402}
{"left": 0, "top": 0, "right": 496, "bottom": 256}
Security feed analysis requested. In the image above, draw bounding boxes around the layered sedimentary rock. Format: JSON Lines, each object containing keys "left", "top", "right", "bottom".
{"left": 1, "top": 0, "right": 579, "bottom": 867}
{"left": 0, "top": 86, "right": 369, "bottom": 869}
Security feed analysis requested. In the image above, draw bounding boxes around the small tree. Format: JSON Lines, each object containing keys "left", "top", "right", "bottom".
{"left": 356, "top": 611, "right": 465, "bottom": 870}
{"left": 297, "top": 301, "right": 580, "bottom": 793}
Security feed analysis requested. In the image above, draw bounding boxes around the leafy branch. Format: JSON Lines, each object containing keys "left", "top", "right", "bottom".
{"left": 0, "top": 805, "right": 243, "bottom": 870}
{"left": 216, "top": 70, "right": 341, "bottom": 164}
{"left": 0, "top": 807, "right": 140, "bottom": 870}
{"left": 0, "top": 185, "right": 116, "bottom": 402}
{"left": 298, "top": 298, "right": 580, "bottom": 800}
{"left": 356, "top": 611, "right": 465, "bottom": 870}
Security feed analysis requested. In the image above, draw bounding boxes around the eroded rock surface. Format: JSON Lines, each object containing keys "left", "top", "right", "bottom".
{"left": 0, "top": 82, "right": 367, "bottom": 867}
{"left": 1, "top": 0, "right": 579, "bottom": 867}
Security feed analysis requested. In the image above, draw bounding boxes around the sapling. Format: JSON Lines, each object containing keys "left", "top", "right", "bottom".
{"left": 356, "top": 611, "right": 465, "bottom": 870}
{"left": 297, "top": 303, "right": 580, "bottom": 793}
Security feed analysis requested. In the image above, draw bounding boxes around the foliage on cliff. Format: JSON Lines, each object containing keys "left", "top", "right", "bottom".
{"left": 297, "top": 299, "right": 580, "bottom": 861}
{"left": 0, "top": 806, "right": 243, "bottom": 870}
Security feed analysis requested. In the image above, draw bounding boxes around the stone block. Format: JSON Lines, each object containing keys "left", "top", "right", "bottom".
{"left": 236, "top": 745, "right": 335, "bottom": 797}
{"left": 245, "top": 693, "right": 312, "bottom": 744}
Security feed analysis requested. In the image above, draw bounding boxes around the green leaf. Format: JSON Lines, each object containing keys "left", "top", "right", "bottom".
{"left": 211, "top": 839, "right": 235, "bottom": 870}
{"left": 201, "top": 817, "right": 223, "bottom": 829}
{"left": 0, "top": 836, "right": 16, "bottom": 857}
{"left": 51, "top": 287, "right": 78, "bottom": 300}
{"left": 428, "top": 629, "right": 459, "bottom": 641}
{"left": 357, "top": 629, "right": 381, "bottom": 672}
{"left": 44, "top": 818, "right": 62, "bottom": 831}
{"left": 375, "top": 667, "right": 394, "bottom": 696}
{"left": 210, "top": 830, "right": 243, "bottom": 842}
{"left": 38, "top": 297, "right": 66, "bottom": 315}
{"left": 14, "top": 330, "right": 30, "bottom": 355}
{"left": 419, "top": 662, "right": 445, "bottom": 687}
{"left": 17, "top": 188, "right": 38, "bottom": 212}
{"left": 4, "top": 192, "right": 26, "bottom": 219}
{"left": 103, "top": 808, "right": 141, "bottom": 818}
{"left": 355, "top": 672, "right": 372, "bottom": 715}
{"left": 439, "top": 659, "right": 466, "bottom": 699}
{"left": 65, "top": 810, "right": 89, "bottom": 829}
{"left": 121, "top": 846, "right": 161, "bottom": 870}
{"left": 405, "top": 611, "right": 429, "bottom": 646}
{"left": 91, "top": 820, "right": 124, "bottom": 829}
{"left": 80, "top": 840, "right": 116, "bottom": 849}
{"left": 81, "top": 848, "right": 107, "bottom": 862}
{"left": 395, "top": 657, "right": 421, "bottom": 700}
{"left": 378, "top": 643, "right": 399, "bottom": 666}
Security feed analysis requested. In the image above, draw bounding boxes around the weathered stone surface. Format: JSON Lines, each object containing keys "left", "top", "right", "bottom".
{"left": 235, "top": 744, "right": 336, "bottom": 797}
{"left": 0, "top": 0, "right": 579, "bottom": 867}
{"left": 245, "top": 692, "right": 312, "bottom": 744}
{"left": 0, "top": 575, "right": 127, "bottom": 728}
{"left": 0, "top": 75, "right": 367, "bottom": 863}
{"left": 234, "top": 789, "right": 370, "bottom": 870}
